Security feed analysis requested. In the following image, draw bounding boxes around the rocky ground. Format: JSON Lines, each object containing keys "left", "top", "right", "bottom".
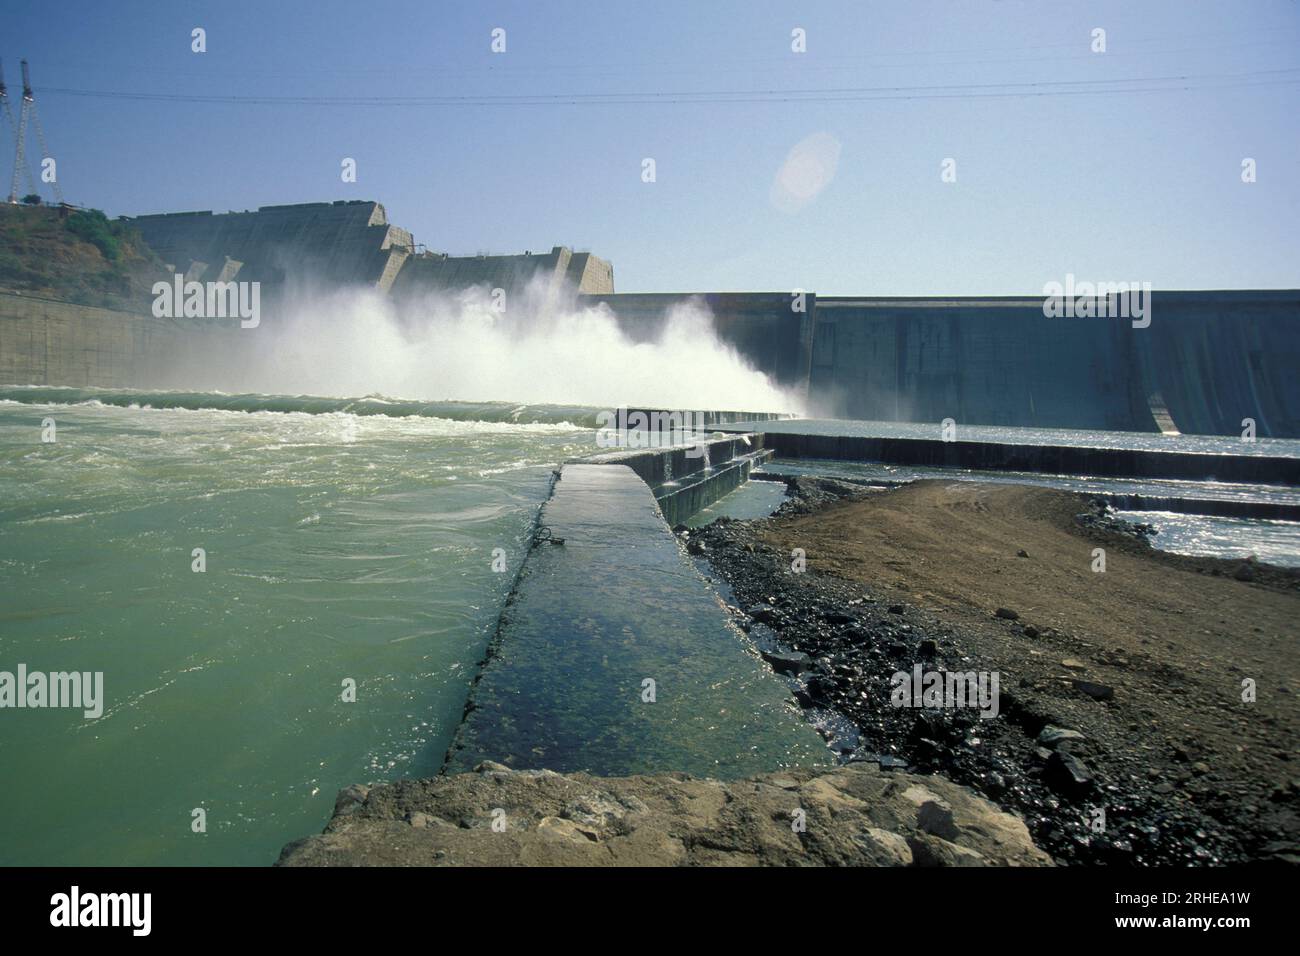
{"left": 277, "top": 760, "right": 1051, "bottom": 867}
{"left": 680, "top": 477, "right": 1300, "bottom": 866}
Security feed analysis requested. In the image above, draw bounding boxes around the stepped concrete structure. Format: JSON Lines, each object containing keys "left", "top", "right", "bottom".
{"left": 128, "top": 201, "right": 613, "bottom": 304}
{"left": 129, "top": 200, "right": 415, "bottom": 292}
{"left": 391, "top": 245, "right": 612, "bottom": 303}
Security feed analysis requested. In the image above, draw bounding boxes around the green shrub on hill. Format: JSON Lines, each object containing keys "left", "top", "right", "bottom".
{"left": 66, "top": 209, "right": 123, "bottom": 261}
{"left": 0, "top": 203, "right": 166, "bottom": 309}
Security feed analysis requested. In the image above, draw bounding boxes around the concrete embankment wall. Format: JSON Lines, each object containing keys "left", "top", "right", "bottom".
{"left": 1099, "top": 494, "right": 1300, "bottom": 522}
{"left": 0, "top": 291, "right": 190, "bottom": 387}
{"left": 583, "top": 434, "right": 766, "bottom": 487}
{"left": 750, "top": 431, "right": 1300, "bottom": 485}
{"left": 444, "top": 462, "right": 827, "bottom": 777}
{"left": 582, "top": 434, "right": 774, "bottom": 526}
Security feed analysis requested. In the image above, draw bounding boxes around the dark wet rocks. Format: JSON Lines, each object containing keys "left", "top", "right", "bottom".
{"left": 684, "top": 504, "right": 1256, "bottom": 866}
{"left": 277, "top": 762, "right": 1053, "bottom": 867}
{"left": 1074, "top": 499, "right": 1156, "bottom": 541}
{"left": 1043, "top": 751, "right": 1095, "bottom": 796}
{"left": 762, "top": 649, "right": 814, "bottom": 676}
{"left": 768, "top": 475, "right": 880, "bottom": 516}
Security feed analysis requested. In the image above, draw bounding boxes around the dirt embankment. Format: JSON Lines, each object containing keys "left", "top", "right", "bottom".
{"left": 765, "top": 481, "right": 1298, "bottom": 778}
{"left": 687, "top": 478, "right": 1299, "bottom": 864}
{"left": 278, "top": 760, "right": 1052, "bottom": 867}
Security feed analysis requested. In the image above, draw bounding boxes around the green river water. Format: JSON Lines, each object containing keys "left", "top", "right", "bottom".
{"left": 0, "top": 389, "right": 591, "bottom": 865}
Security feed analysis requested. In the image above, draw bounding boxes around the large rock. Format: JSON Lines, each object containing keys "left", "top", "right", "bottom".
{"left": 277, "top": 763, "right": 1052, "bottom": 867}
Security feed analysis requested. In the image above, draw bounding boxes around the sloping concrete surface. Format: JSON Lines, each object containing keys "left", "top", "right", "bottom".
{"left": 445, "top": 464, "right": 830, "bottom": 778}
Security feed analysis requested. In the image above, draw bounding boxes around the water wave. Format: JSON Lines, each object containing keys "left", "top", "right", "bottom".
{"left": 0, "top": 385, "right": 606, "bottom": 427}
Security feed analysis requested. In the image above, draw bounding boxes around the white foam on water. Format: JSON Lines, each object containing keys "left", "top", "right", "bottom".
{"left": 161, "top": 274, "right": 803, "bottom": 413}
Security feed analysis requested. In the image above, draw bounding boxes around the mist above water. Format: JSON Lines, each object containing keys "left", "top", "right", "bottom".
{"left": 165, "top": 275, "right": 804, "bottom": 414}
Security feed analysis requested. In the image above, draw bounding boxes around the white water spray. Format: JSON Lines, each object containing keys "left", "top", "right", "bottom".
{"left": 162, "top": 275, "right": 804, "bottom": 413}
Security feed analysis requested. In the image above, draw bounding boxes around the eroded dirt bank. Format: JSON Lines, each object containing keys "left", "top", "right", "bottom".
{"left": 277, "top": 761, "right": 1051, "bottom": 867}
{"left": 685, "top": 478, "right": 1299, "bottom": 865}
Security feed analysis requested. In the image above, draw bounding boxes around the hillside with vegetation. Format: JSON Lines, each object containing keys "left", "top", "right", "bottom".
{"left": 0, "top": 202, "right": 167, "bottom": 311}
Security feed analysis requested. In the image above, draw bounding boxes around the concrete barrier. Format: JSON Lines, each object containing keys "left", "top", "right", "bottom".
{"left": 751, "top": 432, "right": 1300, "bottom": 485}
{"left": 444, "top": 463, "right": 828, "bottom": 777}
{"left": 582, "top": 433, "right": 766, "bottom": 487}
{"left": 653, "top": 450, "right": 773, "bottom": 526}
{"left": 1098, "top": 494, "right": 1300, "bottom": 522}
{"left": 581, "top": 433, "right": 774, "bottom": 524}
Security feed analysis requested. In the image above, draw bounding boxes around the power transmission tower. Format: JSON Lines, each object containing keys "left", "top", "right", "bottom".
{"left": 7, "top": 59, "right": 62, "bottom": 205}
{"left": 1, "top": 60, "right": 37, "bottom": 203}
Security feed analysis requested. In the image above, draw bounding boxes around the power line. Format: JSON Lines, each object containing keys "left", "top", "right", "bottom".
{"left": 51, "top": 25, "right": 1300, "bottom": 79}
{"left": 40, "top": 67, "right": 1300, "bottom": 108}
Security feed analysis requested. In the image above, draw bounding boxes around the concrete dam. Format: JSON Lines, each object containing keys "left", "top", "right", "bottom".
{"left": 3, "top": 199, "right": 1296, "bottom": 437}
{"left": 586, "top": 290, "right": 1300, "bottom": 438}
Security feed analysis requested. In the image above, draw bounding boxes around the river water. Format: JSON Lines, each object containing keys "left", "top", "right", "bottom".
{"left": 0, "top": 388, "right": 591, "bottom": 865}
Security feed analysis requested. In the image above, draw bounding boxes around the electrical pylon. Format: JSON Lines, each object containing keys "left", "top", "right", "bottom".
{"left": 1, "top": 60, "right": 38, "bottom": 203}
{"left": 7, "top": 59, "right": 62, "bottom": 205}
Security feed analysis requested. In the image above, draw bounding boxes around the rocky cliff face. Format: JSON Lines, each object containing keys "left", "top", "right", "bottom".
{"left": 277, "top": 761, "right": 1052, "bottom": 867}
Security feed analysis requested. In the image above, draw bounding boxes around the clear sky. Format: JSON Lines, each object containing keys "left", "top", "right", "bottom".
{"left": 4, "top": 0, "right": 1298, "bottom": 294}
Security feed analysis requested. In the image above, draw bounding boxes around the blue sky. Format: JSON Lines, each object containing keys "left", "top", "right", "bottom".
{"left": 4, "top": 0, "right": 1298, "bottom": 294}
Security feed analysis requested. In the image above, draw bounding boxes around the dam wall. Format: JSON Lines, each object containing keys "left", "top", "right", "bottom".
{"left": 812, "top": 291, "right": 1300, "bottom": 438}
{"left": 587, "top": 289, "right": 1300, "bottom": 438}
{"left": 128, "top": 202, "right": 614, "bottom": 313}
{"left": 14, "top": 197, "right": 1298, "bottom": 438}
